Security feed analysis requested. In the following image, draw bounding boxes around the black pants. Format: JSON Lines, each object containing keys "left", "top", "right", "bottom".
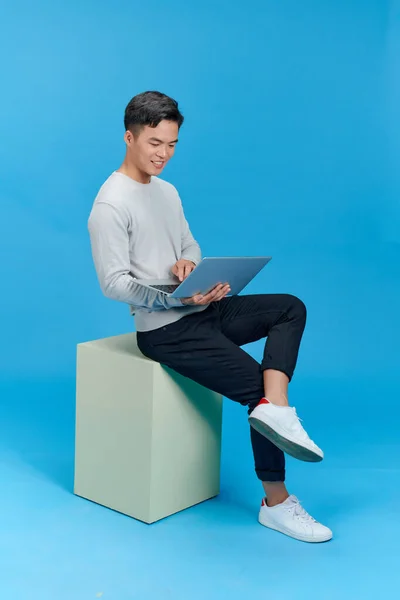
{"left": 136, "top": 294, "right": 307, "bottom": 482}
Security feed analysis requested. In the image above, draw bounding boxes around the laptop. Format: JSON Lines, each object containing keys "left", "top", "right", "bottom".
{"left": 132, "top": 256, "right": 272, "bottom": 299}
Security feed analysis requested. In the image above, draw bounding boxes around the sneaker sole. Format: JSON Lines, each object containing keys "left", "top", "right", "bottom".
{"left": 259, "top": 515, "right": 333, "bottom": 543}
{"left": 248, "top": 415, "right": 323, "bottom": 462}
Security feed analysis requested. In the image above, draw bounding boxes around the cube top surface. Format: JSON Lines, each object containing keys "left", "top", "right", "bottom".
{"left": 78, "top": 333, "right": 149, "bottom": 361}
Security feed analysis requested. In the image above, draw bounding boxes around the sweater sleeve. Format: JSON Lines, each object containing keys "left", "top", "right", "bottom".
{"left": 88, "top": 202, "right": 183, "bottom": 311}
{"left": 179, "top": 198, "right": 202, "bottom": 265}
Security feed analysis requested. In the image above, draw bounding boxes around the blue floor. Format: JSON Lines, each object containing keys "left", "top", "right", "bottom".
{"left": 1, "top": 375, "right": 399, "bottom": 600}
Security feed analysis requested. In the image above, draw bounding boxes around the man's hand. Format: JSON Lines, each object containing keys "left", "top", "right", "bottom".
{"left": 181, "top": 283, "right": 231, "bottom": 306}
{"left": 171, "top": 259, "right": 196, "bottom": 282}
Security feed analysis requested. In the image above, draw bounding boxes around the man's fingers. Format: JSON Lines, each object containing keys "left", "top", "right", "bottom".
{"left": 213, "top": 284, "right": 230, "bottom": 302}
{"left": 214, "top": 288, "right": 226, "bottom": 301}
{"left": 214, "top": 291, "right": 229, "bottom": 302}
{"left": 212, "top": 283, "right": 230, "bottom": 297}
{"left": 188, "top": 283, "right": 230, "bottom": 305}
{"left": 173, "top": 260, "right": 195, "bottom": 282}
{"left": 201, "top": 283, "right": 225, "bottom": 303}
{"left": 202, "top": 284, "right": 222, "bottom": 301}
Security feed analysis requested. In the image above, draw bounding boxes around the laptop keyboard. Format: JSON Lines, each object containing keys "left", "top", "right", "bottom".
{"left": 150, "top": 284, "right": 180, "bottom": 293}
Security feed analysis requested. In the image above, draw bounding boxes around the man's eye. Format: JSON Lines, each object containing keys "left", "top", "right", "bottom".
{"left": 150, "top": 143, "right": 159, "bottom": 147}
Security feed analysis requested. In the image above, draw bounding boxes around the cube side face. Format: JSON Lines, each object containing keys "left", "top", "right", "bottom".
{"left": 74, "top": 343, "right": 154, "bottom": 522}
{"left": 148, "top": 365, "right": 223, "bottom": 522}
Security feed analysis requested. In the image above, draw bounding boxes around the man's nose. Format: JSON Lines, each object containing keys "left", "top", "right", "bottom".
{"left": 156, "top": 146, "right": 167, "bottom": 158}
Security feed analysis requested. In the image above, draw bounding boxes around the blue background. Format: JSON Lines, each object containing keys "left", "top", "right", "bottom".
{"left": 1, "top": 0, "right": 399, "bottom": 598}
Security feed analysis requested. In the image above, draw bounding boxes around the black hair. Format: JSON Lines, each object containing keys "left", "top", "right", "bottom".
{"left": 124, "top": 91, "right": 184, "bottom": 135}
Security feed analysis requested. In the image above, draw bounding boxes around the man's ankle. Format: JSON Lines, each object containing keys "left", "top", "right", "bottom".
{"left": 263, "top": 392, "right": 289, "bottom": 407}
{"left": 265, "top": 493, "right": 289, "bottom": 507}
{"left": 262, "top": 481, "right": 289, "bottom": 507}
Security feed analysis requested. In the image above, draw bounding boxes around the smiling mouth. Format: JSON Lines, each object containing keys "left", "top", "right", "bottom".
{"left": 152, "top": 161, "right": 165, "bottom": 168}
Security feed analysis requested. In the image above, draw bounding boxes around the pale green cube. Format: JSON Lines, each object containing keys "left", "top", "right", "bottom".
{"left": 74, "top": 333, "right": 223, "bottom": 523}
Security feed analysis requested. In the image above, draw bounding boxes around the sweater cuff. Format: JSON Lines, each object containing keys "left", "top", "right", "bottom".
{"left": 181, "top": 255, "right": 199, "bottom": 266}
{"left": 166, "top": 296, "right": 184, "bottom": 308}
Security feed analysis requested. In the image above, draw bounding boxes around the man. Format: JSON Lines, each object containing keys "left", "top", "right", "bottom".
{"left": 88, "top": 91, "right": 332, "bottom": 543}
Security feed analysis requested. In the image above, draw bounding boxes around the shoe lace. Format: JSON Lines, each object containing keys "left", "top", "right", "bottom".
{"left": 288, "top": 408, "right": 310, "bottom": 441}
{"left": 285, "top": 498, "right": 317, "bottom": 524}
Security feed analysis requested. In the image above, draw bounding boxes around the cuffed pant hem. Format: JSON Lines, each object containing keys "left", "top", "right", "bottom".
{"left": 260, "top": 362, "right": 293, "bottom": 382}
{"left": 255, "top": 469, "right": 286, "bottom": 482}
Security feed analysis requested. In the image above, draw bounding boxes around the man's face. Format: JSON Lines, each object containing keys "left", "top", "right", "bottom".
{"left": 126, "top": 120, "right": 179, "bottom": 178}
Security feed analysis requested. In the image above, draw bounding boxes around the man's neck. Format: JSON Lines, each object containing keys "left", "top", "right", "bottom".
{"left": 117, "top": 160, "right": 151, "bottom": 184}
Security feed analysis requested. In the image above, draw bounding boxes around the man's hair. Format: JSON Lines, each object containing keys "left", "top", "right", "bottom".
{"left": 124, "top": 91, "right": 184, "bottom": 136}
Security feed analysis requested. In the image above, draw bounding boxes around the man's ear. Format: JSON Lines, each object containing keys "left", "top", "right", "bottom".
{"left": 124, "top": 130, "right": 134, "bottom": 146}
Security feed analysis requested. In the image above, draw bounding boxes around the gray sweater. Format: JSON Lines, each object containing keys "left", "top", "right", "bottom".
{"left": 88, "top": 171, "right": 208, "bottom": 331}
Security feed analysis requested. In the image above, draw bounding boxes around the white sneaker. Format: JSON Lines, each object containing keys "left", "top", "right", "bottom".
{"left": 248, "top": 398, "right": 324, "bottom": 462}
{"left": 259, "top": 495, "right": 333, "bottom": 543}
